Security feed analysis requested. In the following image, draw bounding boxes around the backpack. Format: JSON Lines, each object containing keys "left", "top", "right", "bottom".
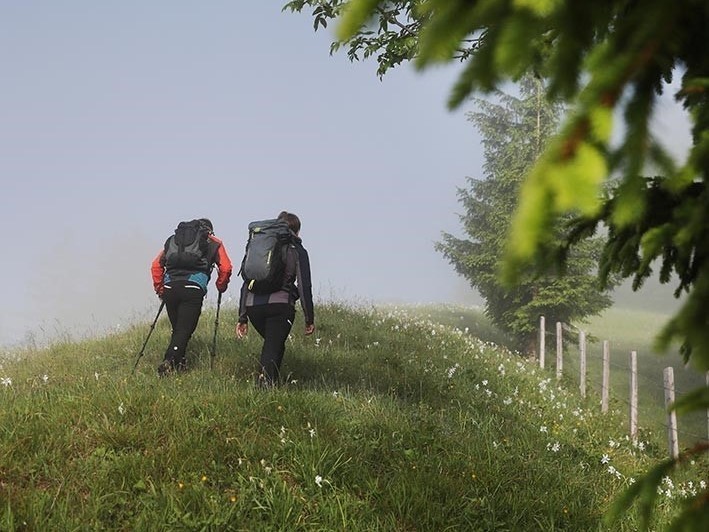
{"left": 239, "top": 218, "right": 293, "bottom": 294}
{"left": 164, "top": 219, "right": 211, "bottom": 272}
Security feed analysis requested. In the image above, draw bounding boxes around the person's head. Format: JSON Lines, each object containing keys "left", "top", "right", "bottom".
{"left": 199, "top": 218, "right": 213, "bottom": 233}
{"left": 277, "top": 211, "right": 301, "bottom": 234}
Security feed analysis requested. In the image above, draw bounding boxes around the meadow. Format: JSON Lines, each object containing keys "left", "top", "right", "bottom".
{"left": 0, "top": 301, "right": 706, "bottom": 530}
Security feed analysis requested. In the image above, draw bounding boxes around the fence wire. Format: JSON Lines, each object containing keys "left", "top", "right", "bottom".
{"left": 538, "top": 318, "right": 709, "bottom": 452}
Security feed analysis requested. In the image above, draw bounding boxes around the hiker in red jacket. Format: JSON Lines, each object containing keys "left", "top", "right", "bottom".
{"left": 151, "top": 218, "right": 232, "bottom": 376}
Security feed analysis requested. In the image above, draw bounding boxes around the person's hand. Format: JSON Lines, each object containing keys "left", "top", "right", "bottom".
{"left": 236, "top": 322, "right": 248, "bottom": 339}
{"left": 304, "top": 323, "right": 315, "bottom": 336}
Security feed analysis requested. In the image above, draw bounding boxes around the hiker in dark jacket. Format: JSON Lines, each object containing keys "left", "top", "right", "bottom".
{"left": 236, "top": 211, "right": 315, "bottom": 387}
{"left": 151, "top": 218, "right": 232, "bottom": 376}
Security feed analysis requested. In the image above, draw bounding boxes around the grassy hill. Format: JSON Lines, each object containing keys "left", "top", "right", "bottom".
{"left": 0, "top": 302, "right": 705, "bottom": 530}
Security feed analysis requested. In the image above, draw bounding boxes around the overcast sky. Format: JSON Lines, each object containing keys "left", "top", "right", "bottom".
{"left": 0, "top": 2, "right": 692, "bottom": 347}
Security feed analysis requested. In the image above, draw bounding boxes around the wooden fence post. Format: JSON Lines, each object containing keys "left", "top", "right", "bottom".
{"left": 539, "top": 315, "right": 545, "bottom": 369}
{"left": 602, "top": 340, "right": 610, "bottom": 414}
{"left": 579, "top": 331, "right": 587, "bottom": 399}
{"left": 629, "top": 351, "right": 638, "bottom": 442}
{"left": 556, "top": 321, "right": 563, "bottom": 380}
{"left": 663, "top": 366, "right": 680, "bottom": 459}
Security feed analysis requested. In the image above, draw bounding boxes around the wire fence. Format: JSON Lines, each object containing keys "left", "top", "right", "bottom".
{"left": 538, "top": 316, "right": 709, "bottom": 459}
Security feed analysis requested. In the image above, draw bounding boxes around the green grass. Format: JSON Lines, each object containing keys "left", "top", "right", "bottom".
{"left": 0, "top": 302, "right": 705, "bottom": 530}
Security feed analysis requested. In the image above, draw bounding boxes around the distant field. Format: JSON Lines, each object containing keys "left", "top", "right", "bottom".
{"left": 584, "top": 307, "right": 675, "bottom": 350}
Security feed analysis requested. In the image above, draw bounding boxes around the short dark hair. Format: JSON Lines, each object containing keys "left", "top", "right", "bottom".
{"left": 277, "top": 211, "right": 301, "bottom": 233}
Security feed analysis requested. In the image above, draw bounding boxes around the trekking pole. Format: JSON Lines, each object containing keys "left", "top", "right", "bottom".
{"left": 210, "top": 292, "right": 222, "bottom": 370}
{"left": 132, "top": 301, "right": 165, "bottom": 374}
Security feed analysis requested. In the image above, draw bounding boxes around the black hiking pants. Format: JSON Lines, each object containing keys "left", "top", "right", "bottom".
{"left": 162, "top": 282, "right": 205, "bottom": 369}
{"left": 246, "top": 303, "right": 295, "bottom": 386}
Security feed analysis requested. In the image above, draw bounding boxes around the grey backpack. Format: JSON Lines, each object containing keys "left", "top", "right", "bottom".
{"left": 239, "top": 218, "right": 293, "bottom": 294}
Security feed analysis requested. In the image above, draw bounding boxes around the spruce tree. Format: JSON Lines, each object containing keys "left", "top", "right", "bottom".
{"left": 436, "top": 78, "right": 614, "bottom": 352}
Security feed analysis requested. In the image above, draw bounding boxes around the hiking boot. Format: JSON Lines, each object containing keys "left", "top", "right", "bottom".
{"left": 157, "top": 360, "right": 173, "bottom": 377}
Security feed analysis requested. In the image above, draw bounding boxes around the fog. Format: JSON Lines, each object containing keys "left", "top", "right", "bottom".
{"left": 0, "top": 2, "right": 690, "bottom": 348}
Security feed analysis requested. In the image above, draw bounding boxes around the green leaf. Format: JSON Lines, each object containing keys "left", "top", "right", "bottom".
{"left": 336, "top": 0, "right": 381, "bottom": 41}
{"left": 671, "top": 383, "right": 709, "bottom": 416}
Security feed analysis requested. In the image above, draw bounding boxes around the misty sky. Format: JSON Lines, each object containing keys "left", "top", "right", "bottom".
{"left": 0, "top": 2, "right": 692, "bottom": 347}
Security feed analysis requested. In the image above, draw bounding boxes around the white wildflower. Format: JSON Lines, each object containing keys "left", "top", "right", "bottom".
{"left": 601, "top": 454, "right": 610, "bottom": 464}
{"left": 1, "top": 377, "right": 11, "bottom": 387}
{"left": 315, "top": 475, "right": 323, "bottom": 487}
{"left": 118, "top": 402, "right": 125, "bottom": 415}
{"left": 260, "top": 459, "right": 272, "bottom": 474}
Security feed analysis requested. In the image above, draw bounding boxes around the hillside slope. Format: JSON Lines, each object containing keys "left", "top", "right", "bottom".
{"left": 0, "top": 303, "right": 695, "bottom": 530}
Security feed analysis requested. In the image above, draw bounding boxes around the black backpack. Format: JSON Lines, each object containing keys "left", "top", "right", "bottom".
{"left": 164, "top": 219, "right": 211, "bottom": 272}
{"left": 239, "top": 218, "right": 293, "bottom": 294}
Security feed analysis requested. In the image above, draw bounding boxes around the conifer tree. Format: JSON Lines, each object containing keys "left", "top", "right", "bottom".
{"left": 436, "top": 78, "right": 614, "bottom": 352}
